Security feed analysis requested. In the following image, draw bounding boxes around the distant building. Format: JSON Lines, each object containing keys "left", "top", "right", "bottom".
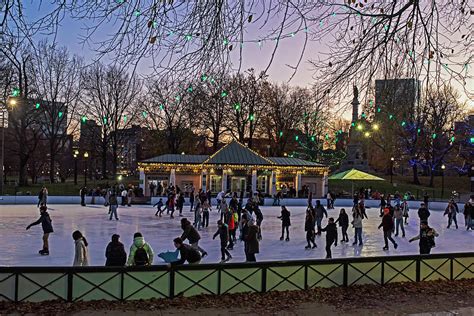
{"left": 375, "top": 78, "right": 421, "bottom": 115}
{"left": 112, "top": 125, "right": 150, "bottom": 175}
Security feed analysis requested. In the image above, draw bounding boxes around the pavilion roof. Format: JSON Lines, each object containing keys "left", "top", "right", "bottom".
{"left": 203, "top": 140, "right": 273, "bottom": 165}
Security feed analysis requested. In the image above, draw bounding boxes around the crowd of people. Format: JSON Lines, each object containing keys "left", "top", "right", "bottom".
{"left": 25, "top": 185, "right": 474, "bottom": 266}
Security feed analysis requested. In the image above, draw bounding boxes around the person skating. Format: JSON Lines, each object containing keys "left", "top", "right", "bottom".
{"left": 169, "top": 237, "right": 201, "bottom": 266}
{"left": 189, "top": 190, "right": 195, "bottom": 212}
{"left": 241, "top": 215, "right": 259, "bottom": 262}
{"left": 393, "top": 205, "right": 405, "bottom": 237}
{"left": 253, "top": 203, "right": 264, "bottom": 240}
{"left": 194, "top": 200, "right": 202, "bottom": 229}
{"left": 180, "top": 218, "right": 208, "bottom": 257}
{"left": 121, "top": 189, "right": 128, "bottom": 206}
{"left": 80, "top": 186, "right": 87, "bottom": 206}
{"left": 351, "top": 208, "right": 364, "bottom": 246}
{"left": 409, "top": 221, "right": 439, "bottom": 254}
{"left": 213, "top": 220, "right": 232, "bottom": 263}
{"left": 378, "top": 208, "right": 398, "bottom": 251}
{"left": 201, "top": 199, "right": 210, "bottom": 228}
{"left": 401, "top": 199, "right": 410, "bottom": 225}
{"left": 444, "top": 201, "right": 458, "bottom": 229}
{"left": 168, "top": 193, "right": 176, "bottom": 218}
{"left": 127, "top": 232, "right": 154, "bottom": 266}
{"left": 314, "top": 200, "right": 328, "bottom": 235}
{"left": 26, "top": 204, "right": 54, "bottom": 255}
{"left": 105, "top": 234, "right": 127, "bottom": 266}
{"left": 321, "top": 217, "right": 338, "bottom": 259}
{"left": 464, "top": 197, "right": 474, "bottom": 230}
{"left": 335, "top": 208, "right": 349, "bottom": 243}
{"left": 153, "top": 198, "right": 164, "bottom": 217}
{"left": 108, "top": 192, "right": 119, "bottom": 220}
{"left": 304, "top": 208, "right": 317, "bottom": 249}
{"left": 176, "top": 193, "right": 185, "bottom": 216}
{"left": 277, "top": 206, "right": 291, "bottom": 241}
{"left": 72, "top": 230, "right": 89, "bottom": 266}
{"left": 418, "top": 202, "right": 431, "bottom": 226}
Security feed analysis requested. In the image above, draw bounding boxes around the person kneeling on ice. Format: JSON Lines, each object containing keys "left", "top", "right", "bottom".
{"left": 213, "top": 220, "right": 232, "bottom": 263}
{"left": 321, "top": 217, "right": 338, "bottom": 259}
{"left": 26, "top": 203, "right": 53, "bottom": 255}
{"left": 127, "top": 232, "right": 154, "bottom": 266}
{"left": 169, "top": 237, "right": 201, "bottom": 266}
{"left": 409, "top": 221, "right": 439, "bottom": 254}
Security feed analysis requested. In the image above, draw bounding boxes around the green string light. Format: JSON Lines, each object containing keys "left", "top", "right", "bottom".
{"left": 221, "top": 91, "right": 228, "bottom": 97}
{"left": 142, "top": 111, "right": 148, "bottom": 118}
{"left": 133, "top": 10, "right": 141, "bottom": 17}
{"left": 234, "top": 103, "right": 240, "bottom": 111}
{"left": 249, "top": 114, "right": 255, "bottom": 121}
{"left": 187, "top": 86, "right": 193, "bottom": 92}
{"left": 401, "top": 121, "right": 406, "bottom": 126}
{"left": 103, "top": 116, "right": 107, "bottom": 124}
{"left": 377, "top": 108, "right": 381, "bottom": 113}
{"left": 450, "top": 136, "right": 455, "bottom": 142}
{"left": 81, "top": 116, "right": 87, "bottom": 123}
{"left": 12, "top": 88, "right": 20, "bottom": 97}
{"left": 432, "top": 133, "right": 437, "bottom": 139}
{"left": 295, "top": 135, "right": 299, "bottom": 141}
{"left": 185, "top": 34, "right": 192, "bottom": 41}
{"left": 58, "top": 112, "right": 63, "bottom": 118}
{"left": 35, "top": 103, "right": 40, "bottom": 109}
{"left": 159, "top": 104, "right": 164, "bottom": 110}
{"left": 417, "top": 128, "right": 421, "bottom": 134}
{"left": 311, "top": 136, "right": 315, "bottom": 142}
{"left": 123, "top": 115, "right": 127, "bottom": 123}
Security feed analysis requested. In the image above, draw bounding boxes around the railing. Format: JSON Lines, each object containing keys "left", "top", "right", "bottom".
{"left": 0, "top": 252, "right": 472, "bottom": 302}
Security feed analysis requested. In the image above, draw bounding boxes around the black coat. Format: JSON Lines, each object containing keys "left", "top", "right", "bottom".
{"left": 181, "top": 223, "right": 201, "bottom": 244}
{"left": 243, "top": 223, "right": 259, "bottom": 254}
{"left": 278, "top": 209, "right": 291, "bottom": 227}
{"left": 172, "top": 244, "right": 201, "bottom": 266}
{"left": 213, "top": 224, "right": 229, "bottom": 244}
{"left": 336, "top": 213, "right": 349, "bottom": 227}
{"left": 321, "top": 222, "right": 338, "bottom": 242}
{"left": 418, "top": 207, "right": 431, "bottom": 221}
{"left": 105, "top": 241, "right": 127, "bottom": 266}
{"left": 304, "top": 215, "right": 314, "bottom": 232}
{"left": 29, "top": 212, "right": 53, "bottom": 233}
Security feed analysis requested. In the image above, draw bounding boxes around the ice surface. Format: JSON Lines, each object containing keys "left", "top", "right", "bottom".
{"left": 0, "top": 204, "right": 472, "bottom": 266}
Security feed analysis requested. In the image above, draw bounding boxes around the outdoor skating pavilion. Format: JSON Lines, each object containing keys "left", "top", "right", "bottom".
{"left": 139, "top": 140, "right": 329, "bottom": 197}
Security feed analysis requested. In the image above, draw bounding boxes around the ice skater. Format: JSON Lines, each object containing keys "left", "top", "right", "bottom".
{"left": 378, "top": 208, "right": 398, "bottom": 251}
{"left": 277, "top": 206, "right": 291, "bottom": 241}
{"left": 409, "top": 221, "right": 439, "bottom": 254}
{"left": 401, "top": 199, "right": 409, "bottom": 225}
{"left": 314, "top": 200, "right": 327, "bottom": 235}
{"left": 213, "top": 220, "right": 232, "bottom": 263}
{"left": 444, "top": 200, "right": 458, "bottom": 229}
{"left": 180, "top": 218, "right": 208, "bottom": 257}
{"left": 108, "top": 192, "right": 119, "bottom": 220}
{"left": 304, "top": 208, "right": 317, "bottom": 249}
{"left": 417, "top": 203, "right": 431, "bottom": 226}
{"left": 72, "top": 230, "right": 89, "bottom": 266}
{"left": 393, "top": 205, "right": 405, "bottom": 237}
{"left": 154, "top": 198, "right": 164, "bottom": 216}
{"left": 321, "top": 217, "right": 338, "bottom": 259}
{"left": 26, "top": 203, "right": 53, "bottom": 255}
{"left": 335, "top": 208, "right": 349, "bottom": 243}
{"left": 241, "top": 214, "right": 259, "bottom": 262}
{"left": 464, "top": 197, "right": 474, "bottom": 230}
{"left": 351, "top": 208, "right": 364, "bottom": 246}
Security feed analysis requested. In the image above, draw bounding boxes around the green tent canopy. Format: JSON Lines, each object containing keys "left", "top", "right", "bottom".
{"left": 329, "top": 169, "right": 385, "bottom": 181}
{"left": 329, "top": 168, "right": 385, "bottom": 195}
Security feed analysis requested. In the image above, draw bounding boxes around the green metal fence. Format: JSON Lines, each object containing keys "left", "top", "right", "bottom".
{"left": 0, "top": 252, "right": 472, "bottom": 302}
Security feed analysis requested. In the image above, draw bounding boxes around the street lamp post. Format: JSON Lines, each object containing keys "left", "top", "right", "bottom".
{"left": 73, "top": 150, "right": 79, "bottom": 185}
{"left": 83, "top": 152, "right": 89, "bottom": 187}
{"left": 441, "top": 164, "right": 446, "bottom": 199}
{"left": 390, "top": 157, "right": 395, "bottom": 184}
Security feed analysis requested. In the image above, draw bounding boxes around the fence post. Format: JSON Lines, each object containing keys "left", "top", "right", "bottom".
{"left": 217, "top": 267, "right": 221, "bottom": 295}
{"left": 450, "top": 258, "right": 454, "bottom": 281}
{"left": 416, "top": 258, "right": 421, "bottom": 282}
{"left": 120, "top": 271, "right": 124, "bottom": 301}
{"left": 381, "top": 261, "right": 385, "bottom": 285}
{"left": 304, "top": 264, "right": 308, "bottom": 290}
{"left": 14, "top": 272, "right": 19, "bottom": 302}
{"left": 343, "top": 262, "right": 348, "bottom": 287}
{"left": 261, "top": 267, "right": 267, "bottom": 293}
{"left": 169, "top": 269, "right": 175, "bottom": 299}
{"left": 67, "top": 271, "right": 73, "bottom": 302}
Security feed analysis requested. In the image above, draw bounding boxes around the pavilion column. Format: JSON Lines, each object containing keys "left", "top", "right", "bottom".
{"left": 222, "top": 169, "right": 228, "bottom": 192}
{"left": 201, "top": 169, "right": 208, "bottom": 191}
{"left": 270, "top": 171, "right": 277, "bottom": 196}
{"left": 169, "top": 169, "right": 176, "bottom": 187}
{"left": 251, "top": 169, "right": 257, "bottom": 194}
{"left": 322, "top": 171, "right": 329, "bottom": 197}
{"left": 139, "top": 168, "right": 146, "bottom": 195}
{"left": 295, "top": 171, "right": 302, "bottom": 198}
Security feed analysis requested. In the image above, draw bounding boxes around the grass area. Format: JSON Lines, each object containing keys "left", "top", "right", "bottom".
{"left": 329, "top": 174, "right": 471, "bottom": 201}
{"left": 2, "top": 176, "right": 139, "bottom": 196}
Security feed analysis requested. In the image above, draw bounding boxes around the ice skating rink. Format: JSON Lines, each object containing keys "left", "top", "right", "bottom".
{"left": 0, "top": 204, "right": 472, "bottom": 266}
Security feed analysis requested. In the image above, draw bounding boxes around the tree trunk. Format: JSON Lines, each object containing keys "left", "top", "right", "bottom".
{"left": 112, "top": 141, "right": 118, "bottom": 179}
{"left": 428, "top": 168, "right": 435, "bottom": 187}
{"left": 101, "top": 137, "right": 108, "bottom": 179}
{"left": 19, "top": 156, "right": 28, "bottom": 186}
{"left": 49, "top": 140, "right": 55, "bottom": 183}
{"left": 412, "top": 163, "right": 421, "bottom": 185}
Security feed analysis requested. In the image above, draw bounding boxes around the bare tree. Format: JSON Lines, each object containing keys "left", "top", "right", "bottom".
{"left": 82, "top": 63, "right": 142, "bottom": 178}
{"left": 29, "top": 41, "right": 83, "bottom": 183}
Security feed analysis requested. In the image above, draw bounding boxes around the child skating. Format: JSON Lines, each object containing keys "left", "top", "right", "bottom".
{"left": 154, "top": 198, "right": 164, "bottom": 216}
{"left": 26, "top": 203, "right": 54, "bottom": 255}
{"left": 277, "top": 206, "right": 291, "bottom": 241}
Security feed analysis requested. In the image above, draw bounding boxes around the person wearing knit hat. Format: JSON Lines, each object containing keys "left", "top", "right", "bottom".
{"left": 378, "top": 208, "right": 398, "bottom": 251}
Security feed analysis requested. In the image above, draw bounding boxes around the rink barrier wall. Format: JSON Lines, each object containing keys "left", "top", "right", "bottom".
{"left": 0, "top": 196, "right": 451, "bottom": 210}
{"left": 0, "top": 252, "right": 472, "bottom": 302}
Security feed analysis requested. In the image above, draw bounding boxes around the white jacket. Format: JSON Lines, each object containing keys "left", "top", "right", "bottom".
{"left": 73, "top": 238, "right": 89, "bottom": 266}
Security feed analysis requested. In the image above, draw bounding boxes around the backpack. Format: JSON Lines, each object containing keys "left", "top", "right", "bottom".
{"left": 134, "top": 245, "right": 149, "bottom": 266}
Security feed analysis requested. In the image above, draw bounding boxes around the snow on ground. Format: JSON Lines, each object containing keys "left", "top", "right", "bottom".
{"left": 0, "top": 203, "right": 472, "bottom": 266}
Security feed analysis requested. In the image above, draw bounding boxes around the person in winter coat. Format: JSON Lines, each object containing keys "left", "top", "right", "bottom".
{"left": 201, "top": 199, "right": 210, "bottom": 228}
{"left": 72, "top": 230, "right": 89, "bottom": 266}
{"left": 335, "top": 208, "right": 349, "bottom": 243}
{"left": 444, "top": 201, "right": 458, "bottom": 229}
{"left": 154, "top": 198, "right": 164, "bottom": 216}
{"left": 80, "top": 187, "right": 87, "bottom": 206}
{"left": 314, "top": 200, "right": 328, "bottom": 235}
{"left": 401, "top": 199, "right": 410, "bottom": 224}
{"left": 26, "top": 204, "right": 54, "bottom": 255}
{"left": 213, "top": 220, "right": 232, "bottom": 263}
{"left": 176, "top": 193, "right": 185, "bottom": 216}
{"left": 108, "top": 192, "right": 119, "bottom": 220}
{"left": 241, "top": 215, "right": 259, "bottom": 262}
{"left": 189, "top": 190, "right": 195, "bottom": 212}
{"left": 277, "top": 206, "right": 291, "bottom": 241}
{"left": 168, "top": 194, "right": 176, "bottom": 219}
{"left": 304, "top": 208, "right": 317, "bottom": 249}
{"left": 127, "top": 232, "right": 154, "bottom": 266}
{"left": 409, "top": 221, "right": 439, "bottom": 254}
{"left": 253, "top": 204, "right": 264, "bottom": 240}
{"left": 378, "top": 208, "right": 398, "bottom": 251}
{"left": 321, "top": 218, "right": 338, "bottom": 259}
{"left": 351, "top": 208, "right": 364, "bottom": 246}
{"left": 393, "top": 206, "right": 405, "bottom": 237}
{"left": 180, "top": 218, "right": 207, "bottom": 257}
{"left": 105, "top": 234, "right": 127, "bottom": 266}
{"left": 418, "top": 203, "right": 430, "bottom": 225}
{"left": 194, "top": 200, "right": 202, "bottom": 229}
{"left": 170, "top": 237, "right": 201, "bottom": 266}
{"left": 464, "top": 198, "right": 474, "bottom": 230}
{"left": 127, "top": 188, "right": 133, "bottom": 206}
